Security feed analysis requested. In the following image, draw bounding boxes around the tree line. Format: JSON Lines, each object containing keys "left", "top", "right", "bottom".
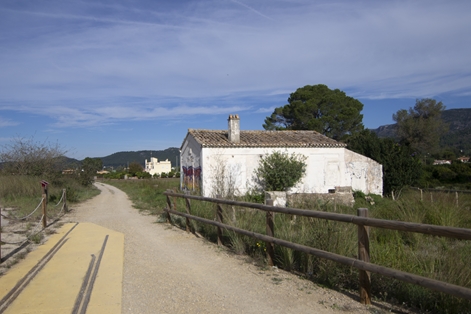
{"left": 101, "top": 161, "right": 180, "bottom": 180}
{"left": 263, "top": 84, "right": 467, "bottom": 196}
{"left": 0, "top": 137, "right": 181, "bottom": 185}
{"left": 1, "top": 84, "right": 467, "bottom": 196}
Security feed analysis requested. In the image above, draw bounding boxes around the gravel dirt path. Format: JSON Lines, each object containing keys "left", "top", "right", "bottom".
{"left": 61, "top": 182, "right": 397, "bottom": 314}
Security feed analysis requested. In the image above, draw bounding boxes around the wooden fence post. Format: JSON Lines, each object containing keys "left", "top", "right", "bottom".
{"left": 1, "top": 213, "right": 2, "bottom": 261}
{"left": 456, "top": 192, "right": 459, "bottom": 208}
{"left": 42, "top": 194, "right": 47, "bottom": 229}
{"left": 63, "top": 188, "right": 68, "bottom": 212}
{"left": 265, "top": 199, "right": 275, "bottom": 267}
{"left": 358, "top": 208, "right": 371, "bottom": 305}
{"left": 173, "top": 188, "right": 177, "bottom": 213}
{"left": 165, "top": 190, "right": 174, "bottom": 225}
{"left": 265, "top": 199, "right": 275, "bottom": 266}
{"left": 185, "top": 192, "right": 192, "bottom": 233}
{"left": 216, "top": 195, "right": 223, "bottom": 246}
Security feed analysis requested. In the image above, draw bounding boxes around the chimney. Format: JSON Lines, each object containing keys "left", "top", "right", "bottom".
{"left": 228, "top": 114, "right": 240, "bottom": 143}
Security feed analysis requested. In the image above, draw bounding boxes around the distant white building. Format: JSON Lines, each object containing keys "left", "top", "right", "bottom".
{"left": 144, "top": 157, "right": 171, "bottom": 176}
{"left": 433, "top": 160, "right": 452, "bottom": 165}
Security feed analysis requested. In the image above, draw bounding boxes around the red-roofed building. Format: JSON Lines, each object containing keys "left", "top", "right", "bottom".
{"left": 180, "top": 115, "right": 383, "bottom": 197}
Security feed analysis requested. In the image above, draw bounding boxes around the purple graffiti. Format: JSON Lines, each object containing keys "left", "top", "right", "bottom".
{"left": 182, "top": 166, "right": 202, "bottom": 191}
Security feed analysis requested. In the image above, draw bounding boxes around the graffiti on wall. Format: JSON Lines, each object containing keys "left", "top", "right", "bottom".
{"left": 182, "top": 148, "right": 202, "bottom": 191}
{"left": 182, "top": 166, "right": 202, "bottom": 191}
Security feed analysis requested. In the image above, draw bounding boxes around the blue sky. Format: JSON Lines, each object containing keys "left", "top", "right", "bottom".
{"left": 1, "top": 0, "right": 470, "bottom": 160}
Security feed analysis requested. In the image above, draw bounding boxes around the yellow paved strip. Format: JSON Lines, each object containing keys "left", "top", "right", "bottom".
{"left": 0, "top": 223, "right": 78, "bottom": 302}
{"left": 83, "top": 225, "right": 124, "bottom": 314}
{"left": 0, "top": 223, "right": 124, "bottom": 314}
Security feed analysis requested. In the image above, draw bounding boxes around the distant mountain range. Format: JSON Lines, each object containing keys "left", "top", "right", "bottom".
{"left": 63, "top": 108, "right": 469, "bottom": 170}
{"left": 371, "top": 108, "right": 471, "bottom": 154}
{"left": 64, "top": 147, "right": 180, "bottom": 169}
{"left": 98, "top": 148, "right": 180, "bottom": 169}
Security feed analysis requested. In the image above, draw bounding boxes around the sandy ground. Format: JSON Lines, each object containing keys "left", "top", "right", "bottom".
{"left": 2, "top": 182, "right": 412, "bottom": 313}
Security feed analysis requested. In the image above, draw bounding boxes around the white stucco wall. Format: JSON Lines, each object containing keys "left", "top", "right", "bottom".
{"left": 344, "top": 149, "right": 383, "bottom": 195}
{"left": 180, "top": 141, "right": 383, "bottom": 197}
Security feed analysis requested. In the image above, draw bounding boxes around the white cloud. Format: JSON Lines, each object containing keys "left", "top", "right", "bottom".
{"left": 229, "top": 0, "right": 274, "bottom": 21}
{"left": 254, "top": 107, "right": 276, "bottom": 113}
{"left": 0, "top": 117, "right": 19, "bottom": 127}
{"left": 0, "top": 100, "right": 252, "bottom": 128}
{"left": 1, "top": 0, "right": 471, "bottom": 128}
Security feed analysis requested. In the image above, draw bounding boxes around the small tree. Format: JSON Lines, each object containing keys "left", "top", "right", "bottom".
{"left": 137, "top": 171, "right": 151, "bottom": 179}
{"left": 393, "top": 98, "right": 447, "bottom": 156}
{"left": 254, "top": 151, "right": 307, "bottom": 191}
{"left": 80, "top": 157, "right": 103, "bottom": 186}
{"left": 128, "top": 161, "right": 143, "bottom": 177}
{"left": 380, "top": 140, "right": 422, "bottom": 198}
{"left": 0, "top": 136, "right": 67, "bottom": 178}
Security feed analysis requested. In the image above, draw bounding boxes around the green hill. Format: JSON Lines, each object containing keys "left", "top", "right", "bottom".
{"left": 95, "top": 147, "right": 180, "bottom": 169}
{"left": 439, "top": 109, "right": 471, "bottom": 154}
{"left": 372, "top": 108, "right": 471, "bottom": 155}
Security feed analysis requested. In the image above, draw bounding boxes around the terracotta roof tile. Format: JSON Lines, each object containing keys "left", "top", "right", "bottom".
{"left": 188, "top": 129, "right": 346, "bottom": 148}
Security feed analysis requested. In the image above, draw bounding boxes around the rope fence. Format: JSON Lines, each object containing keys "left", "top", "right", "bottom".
{"left": 5, "top": 198, "right": 44, "bottom": 221}
{"left": 1, "top": 187, "right": 68, "bottom": 262}
{"left": 52, "top": 189, "right": 66, "bottom": 207}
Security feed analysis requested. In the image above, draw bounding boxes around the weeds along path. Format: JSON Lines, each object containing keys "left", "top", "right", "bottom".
{"left": 67, "top": 182, "right": 377, "bottom": 314}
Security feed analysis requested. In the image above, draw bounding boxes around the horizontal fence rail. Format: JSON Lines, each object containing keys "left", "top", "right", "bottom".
{"left": 163, "top": 190, "right": 471, "bottom": 304}
{"left": 165, "top": 207, "right": 471, "bottom": 301}
{"left": 164, "top": 191, "right": 471, "bottom": 240}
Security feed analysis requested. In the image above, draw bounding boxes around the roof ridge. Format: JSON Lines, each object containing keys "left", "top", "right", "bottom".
{"left": 187, "top": 129, "right": 346, "bottom": 148}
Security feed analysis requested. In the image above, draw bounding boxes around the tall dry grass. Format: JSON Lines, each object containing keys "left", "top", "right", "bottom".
{"left": 167, "top": 188, "right": 471, "bottom": 313}
{"left": 0, "top": 175, "right": 100, "bottom": 218}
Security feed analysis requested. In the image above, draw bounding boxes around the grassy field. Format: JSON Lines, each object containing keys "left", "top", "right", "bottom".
{"left": 0, "top": 175, "right": 100, "bottom": 219}
{"left": 103, "top": 178, "right": 180, "bottom": 215}
{"left": 105, "top": 178, "right": 471, "bottom": 313}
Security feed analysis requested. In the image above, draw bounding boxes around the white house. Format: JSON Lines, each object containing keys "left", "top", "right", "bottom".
{"left": 144, "top": 157, "right": 172, "bottom": 176}
{"left": 180, "top": 115, "right": 383, "bottom": 197}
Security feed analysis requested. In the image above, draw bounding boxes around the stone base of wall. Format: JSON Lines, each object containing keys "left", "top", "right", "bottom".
{"left": 265, "top": 191, "right": 288, "bottom": 207}
{"left": 289, "top": 186, "right": 355, "bottom": 207}
{"left": 265, "top": 187, "right": 355, "bottom": 208}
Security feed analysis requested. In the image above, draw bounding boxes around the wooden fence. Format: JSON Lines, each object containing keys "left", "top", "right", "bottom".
{"left": 163, "top": 190, "right": 471, "bottom": 305}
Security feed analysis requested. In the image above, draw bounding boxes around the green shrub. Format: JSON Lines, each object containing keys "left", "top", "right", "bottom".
{"left": 254, "top": 150, "right": 307, "bottom": 191}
